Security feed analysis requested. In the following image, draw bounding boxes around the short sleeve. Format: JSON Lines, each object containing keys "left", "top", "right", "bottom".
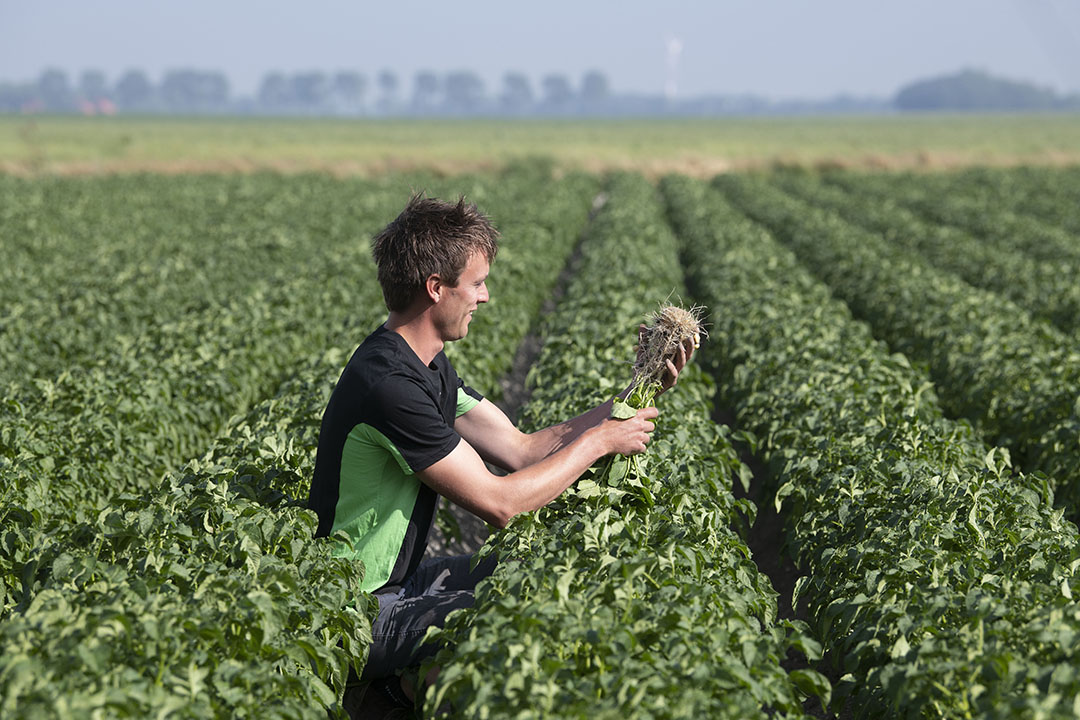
{"left": 456, "top": 378, "right": 483, "bottom": 417}
{"left": 368, "top": 376, "right": 461, "bottom": 473}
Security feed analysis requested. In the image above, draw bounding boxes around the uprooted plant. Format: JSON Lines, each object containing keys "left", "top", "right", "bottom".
{"left": 599, "top": 302, "right": 706, "bottom": 498}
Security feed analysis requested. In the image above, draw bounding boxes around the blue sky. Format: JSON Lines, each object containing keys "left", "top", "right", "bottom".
{"left": 2, "top": 0, "right": 1079, "bottom": 99}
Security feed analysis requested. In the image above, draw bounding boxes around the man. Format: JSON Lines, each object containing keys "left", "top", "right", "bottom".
{"left": 307, "top": 193, "right": 688, "bottom": 713}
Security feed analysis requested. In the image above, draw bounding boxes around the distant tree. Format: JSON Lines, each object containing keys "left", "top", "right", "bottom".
{"left": 580, "top": 70, "right": 610, "bottom": 107}
{"left": 895, "top": 69, "right": 1061, "bottom": 111}
{"left": 291, "top": 71, "right": 330, "bottom": 110}
{"left": 332, "top": 71, "right": 366, "bottom": 113}
{"left": 258, "top": 72, "right": 292, "bottom": 110}
{"left": 411, "top": 70, "right": 441, "bottom": 113}
{"left": 377, "top": 70, "right": 399, "bottom": 112}
{"left": 78, "top": 70, "right": 109, "bottom": 101}
{"left": 443, "top": 71, "right": 485, "bottom": 114}
{"left": 161, "top": 69, "right": 229, "bottom": 112}
{"left": 0, "top": 82, "right": 35, "bottom": 112}
{"left": 540, "top": 73, "right": 574, "bottom": 113}
{"left": 499, "top": 72, "right": 533, "bottom": 114}
{"left": 38, "top": 68, "right": 75, "bottom": 111}
{"left": 115, "top": 69, "right": 154, "bottom": 110}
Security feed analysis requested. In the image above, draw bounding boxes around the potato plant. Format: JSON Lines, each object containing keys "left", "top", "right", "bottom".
{"left": 714, "top": 172, "right": 1080, "bottom": 518}
{"left": 0, "top": 167, "right": 597, "bottom": 717}
{"left": 665, "top": 173, "right": 1080, "bottom": 718}
{"left": 773, "top": 170, "right": 1080, "bottom": 336}
{"left": 819, "top": 169, "right": 1080, "bottom": 266}
{"left": 927, "top": 166, "right": 1080, "bottom": 236}
{"left": 423, "top": 172, "right": 827, "bottom": 719}
{"left": 4, "top": 164, "right": 1080, "bottom": 718}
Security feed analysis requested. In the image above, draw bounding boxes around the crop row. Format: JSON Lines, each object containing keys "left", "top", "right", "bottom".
{"left": 842, "top": 166, "right": 1080, "bottom": 238}
{"left": 0, "top": 173, "right": 432, "bottom": 387}
{"left": 1, "top": 176, "right": 402, "bottom": 623}
{"left": 0, "top": 166, "right": 597, "bottom": 717}
{"left": 0, "top": 352, "right": 373, "bottom": 719}
{"left": 424, "top": 172, "right": 827, "bottom": 719}
{"left": 947, "top": 166, "right": 1080, "bottom": 236}
{"left": 772, "top": 171, "right": 1080, "bottom": 336}
{"left": 820, "top": 169, "right": 1080, "bottom": 266}
{"left": 664, "top": 173, "right": 1080, "bottom": 718}
{"left": 714, "top": 173, "right": 1080, "bottom": 517}
{"left": 0, "top": 174, "right": 408, "bottom": 510}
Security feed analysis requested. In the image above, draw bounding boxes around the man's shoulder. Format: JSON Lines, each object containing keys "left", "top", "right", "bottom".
{"left": 346, "top": 327, "right": 411, "bottom": 379}
{"left": 351, "top": 324, "right": 399, "bottom": 363}
{"left": 348, "top": 332, "right": 439, "bottom": 400}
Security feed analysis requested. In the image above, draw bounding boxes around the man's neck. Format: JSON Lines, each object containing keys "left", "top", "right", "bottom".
{"left": 385, "top": 310, "right": 443, "bottom": 367}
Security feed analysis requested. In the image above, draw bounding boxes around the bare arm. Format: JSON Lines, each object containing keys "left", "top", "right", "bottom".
{"left": 454, "top": 396, "right": 623, "bottom": 472}
{"left": 420, "top": 405, "right": 657, "bottom": 528}
{"left": 455, "top": 335, "right": 695, "bottom": 471}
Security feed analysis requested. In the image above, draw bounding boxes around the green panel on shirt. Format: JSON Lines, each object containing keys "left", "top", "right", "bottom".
{"left": 333, "top": 423, "right": 421, "bottom": 593}
{"left": 456, "top": 386, "right": 480, "bottom": 417}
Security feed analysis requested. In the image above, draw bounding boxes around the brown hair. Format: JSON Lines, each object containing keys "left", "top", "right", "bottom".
{"left": 372, "top": 193, "right": 499, "bottom": 312}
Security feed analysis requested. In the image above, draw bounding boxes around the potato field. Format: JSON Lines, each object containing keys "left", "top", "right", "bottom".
{"left": 2, "top": 163, "right": 1080, "bottom": 719}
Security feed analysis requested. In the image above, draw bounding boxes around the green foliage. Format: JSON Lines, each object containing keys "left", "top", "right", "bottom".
{"left": 714, "top": 172, "right": 1080, "bottom": 517}
{"left": 5, "top": 164, "right": 1080, "bottom": 718}
{"left": 665, "top": 172, "right": 1080, "bottom": 718}
{"left": 822, "top": 168, "right": 1080, "bottom": 266}
{"left": 930, "top": 165, "right": 1080, "bottom": 237}
{"left": 0, "top": 352, "right": 375, "bottom": 719}
{"left": 424, "top": 173, "right": 825, "bottom": 718}
{"left": 772, "top": 170, "right": 1080, "bottom": 336}
{"left": 0, "top": 167, "right": 598, "bottom": 717}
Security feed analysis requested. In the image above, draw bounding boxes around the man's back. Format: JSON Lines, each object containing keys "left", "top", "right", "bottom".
{"left": 307, "top": 324, "right": 482, "bottom": 593}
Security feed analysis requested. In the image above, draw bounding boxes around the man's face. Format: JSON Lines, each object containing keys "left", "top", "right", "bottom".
{"left": 435, "top": 252, "right": 490, "bottom": 342}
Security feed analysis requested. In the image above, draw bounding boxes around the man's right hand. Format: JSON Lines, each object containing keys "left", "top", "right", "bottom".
{"left": 434, "top": 399, "right": 658, "bottom": 529}
{"left": 593, "top": 406, "right": 658, "bottom": 456}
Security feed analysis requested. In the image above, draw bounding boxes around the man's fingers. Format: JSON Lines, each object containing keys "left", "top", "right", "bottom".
{"left": 637, "top": 406, "right": 659, "bottom": 420}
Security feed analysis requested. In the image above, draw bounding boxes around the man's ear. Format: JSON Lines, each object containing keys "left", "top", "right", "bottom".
{"left": 425, "top": 273, "right": 444, "bottom": 303}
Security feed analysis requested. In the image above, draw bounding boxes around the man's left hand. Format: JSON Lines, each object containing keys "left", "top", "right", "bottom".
{"left": 637, "top": 325, "right": 697, "bottom": 396}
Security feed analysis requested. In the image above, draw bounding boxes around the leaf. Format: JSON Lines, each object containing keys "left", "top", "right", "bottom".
{"left": 890, "top": 634, "right": 910, "bottom": 659}
{"left": 556, "top": 569, "right": 575, "bottom": 601}
{"left": 611, "top": 399, "right": 636, "bottom": 419}
{"left": 737, "top": 463, "right": 753, "bottom": 495}
{"left": 791, "top": 575, "right": 810, "bottom": 610}
{"left": 790, "top": 669, "right": 831, "bottom": 707}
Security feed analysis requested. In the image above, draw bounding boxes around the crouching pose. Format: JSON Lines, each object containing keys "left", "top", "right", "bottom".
{"left": 307, "top": 194, "right": 689, "bottom": 714}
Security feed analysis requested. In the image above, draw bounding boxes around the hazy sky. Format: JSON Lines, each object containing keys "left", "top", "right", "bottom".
{"left": 3, "top": 0, "right": 1079, "bottom": 99}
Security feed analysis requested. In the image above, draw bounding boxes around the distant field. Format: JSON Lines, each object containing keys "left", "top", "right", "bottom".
{"left": 2, "top": 114, "right": 1079, "bottom": 175}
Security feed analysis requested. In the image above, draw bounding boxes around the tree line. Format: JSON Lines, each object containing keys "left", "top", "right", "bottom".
{"left": 894, "top": 69, "right": 1080, "bottom": 112}
{"left": 0, "top": 68, "right": 616, "bottom": 116}
{"left": 3, "top": 67, "right": 1076, "bottom": 116}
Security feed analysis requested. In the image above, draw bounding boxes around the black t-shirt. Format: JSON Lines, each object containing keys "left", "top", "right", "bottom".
{"left": 307, "top": 325, "right": 483, "bottom": 593}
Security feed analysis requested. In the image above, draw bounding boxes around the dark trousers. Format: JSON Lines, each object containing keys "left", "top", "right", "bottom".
{"left": 360, "top": 553, "right": 497, "bottom": 680}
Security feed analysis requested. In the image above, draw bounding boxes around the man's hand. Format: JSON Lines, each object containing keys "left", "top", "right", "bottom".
{"left": 595, "top": 405, "right": 658, "bottom": 455}
{"left": 636, "top": 325, "right": 697, "bottom": 396}
{"left": 421, "top": 406, "right": 658, "bottom": 528}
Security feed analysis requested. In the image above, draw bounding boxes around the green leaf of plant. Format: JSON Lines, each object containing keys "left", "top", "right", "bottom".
{"left": 611, "top": 399, "right": 636, "bottom": 419}
{"left": 790, "top": 668, "right": 831, "bottom": 707}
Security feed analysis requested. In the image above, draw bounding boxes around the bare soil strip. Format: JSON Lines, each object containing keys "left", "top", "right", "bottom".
{"left": 4, "top": 150, "right": 1080, "bottom": 179}
{"left": 425, "top": 193, "right": 604, "bottom": 558}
